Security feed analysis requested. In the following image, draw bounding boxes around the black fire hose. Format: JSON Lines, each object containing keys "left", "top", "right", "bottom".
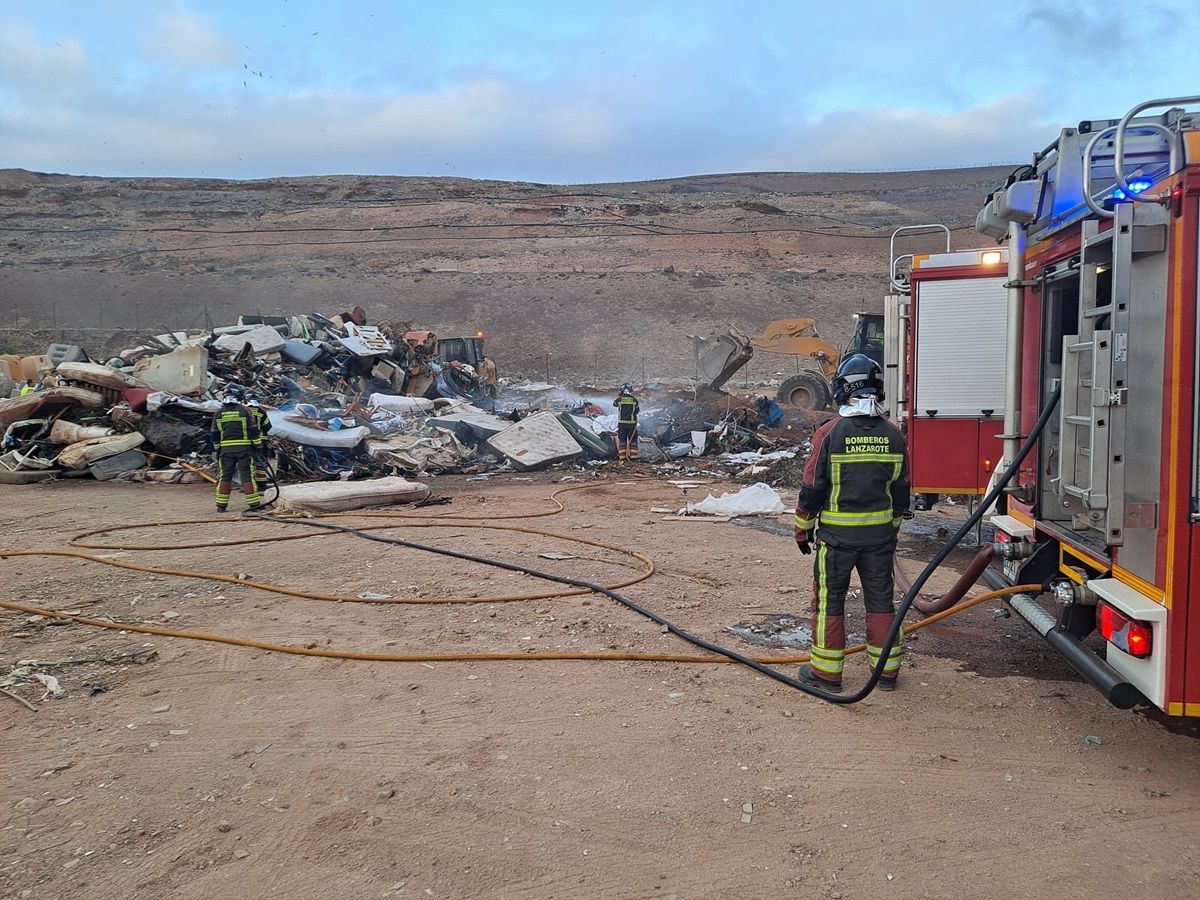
{"left": 259, "top": 449, "right": 281, "bottom": 507}
{"left": 243, "top": 383, "right": 1057, "bottom": 704}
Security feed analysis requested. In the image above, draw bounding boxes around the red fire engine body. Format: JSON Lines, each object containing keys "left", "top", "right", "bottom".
{"left": 893, "top": 97, "right": 1200, "bottom": 715}
{"left": 895, "top": 248, "right": 1009, "bottom": 500}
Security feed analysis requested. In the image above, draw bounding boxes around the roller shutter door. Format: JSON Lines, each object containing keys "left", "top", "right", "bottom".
{"left": 914, "top": 277, "right": 1008, "bottom": 418}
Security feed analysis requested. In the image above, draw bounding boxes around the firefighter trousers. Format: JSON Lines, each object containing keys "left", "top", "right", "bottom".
{"left": 216, "top": 448, "right": 261, "bottom": 510}
{"left": 809, "top": 537, "right": 903, "bottom": 683}
{"left": 617, "top": 423, "right": 637, "bottom": 460}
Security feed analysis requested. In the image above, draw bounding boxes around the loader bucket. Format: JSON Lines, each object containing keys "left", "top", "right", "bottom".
{"left": 691, "top": 328, "right": 754, "bottom": 391}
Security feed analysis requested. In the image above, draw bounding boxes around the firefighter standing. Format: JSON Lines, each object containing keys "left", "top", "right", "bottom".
{"left": 211, "top": 385, "right": 265, "bottom": 513}
{"left": 793, "top": 354, "right": 909, "bottom": 692}
{"left": 477, "top": 356, "right": 499, "bottom": 394}
{"left": 614, "top": 383, "right": 639, "bottom": 461}
{"left": 244, "top": 390, "right": 272, "bottom": 487}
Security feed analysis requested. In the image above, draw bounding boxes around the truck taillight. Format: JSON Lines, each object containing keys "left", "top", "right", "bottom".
{"left": 1096, "top": 601, "right": 1153, "bottom": 658}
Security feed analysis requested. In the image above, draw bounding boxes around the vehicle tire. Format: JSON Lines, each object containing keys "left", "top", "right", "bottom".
{"left": 777, "top": 372, "right": 832, "bottom": 410}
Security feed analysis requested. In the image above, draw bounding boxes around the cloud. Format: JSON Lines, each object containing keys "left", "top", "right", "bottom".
{"left": 0, "top": 26, "right": 88, "bottom": 93}
{"left": 0, "top": 65, "right": 1067, "bottom": 183}
{"left": 143, "top": 4, "right": 237, "bottom": 68}
{"left": 749, "top": 92, "right": 1056, "bottom": 172}
{"left": 1, "top": 1, "right": 1198, "bottom": 182}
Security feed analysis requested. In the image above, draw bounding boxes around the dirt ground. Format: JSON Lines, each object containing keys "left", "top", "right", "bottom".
{"left": 2, "top": 472, "right": 1198, "bottom": 900}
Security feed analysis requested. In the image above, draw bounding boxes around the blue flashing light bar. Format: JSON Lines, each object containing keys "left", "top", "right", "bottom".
{"left": 1112, "top": 179, "right": 1154, "bottom": 201}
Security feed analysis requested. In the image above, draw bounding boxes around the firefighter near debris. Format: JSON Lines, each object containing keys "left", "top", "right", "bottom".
{"left": 244, "top": 390, "right": 273, "bottom": 486}
{"left": 793, "top": 354, "right": 910, "bottom": 692}
{"left": 211, "top": 385, "right": 266, "bottom": 513}
{"left": 614, "top": 383, "right": 640, "bottom": 461}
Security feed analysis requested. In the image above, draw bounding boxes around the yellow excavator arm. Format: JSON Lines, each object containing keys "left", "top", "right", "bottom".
{"left": 750, "top": 318, "right": 840, "bottom": 379}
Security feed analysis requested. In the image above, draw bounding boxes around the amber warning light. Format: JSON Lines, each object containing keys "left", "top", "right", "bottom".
{"left": 981, "top": 251, "right": 1003, "bottom": 265}
{"left": 1096, "top": 601, "right": 1153, "bottom": 658}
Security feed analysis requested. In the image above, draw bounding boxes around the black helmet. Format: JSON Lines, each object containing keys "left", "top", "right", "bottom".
{"left": 832, "top": 354, "right": 884, "bottom": 406}
{"left": 221, "top": 383, "right": 245, "bottom": 405}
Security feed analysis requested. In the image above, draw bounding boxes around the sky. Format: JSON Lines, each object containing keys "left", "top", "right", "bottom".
{"left": 1, "top": 0, "right": 1198, "bottom": 183}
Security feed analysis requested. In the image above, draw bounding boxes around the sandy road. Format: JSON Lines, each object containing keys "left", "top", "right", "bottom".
{"left": 1, "top": 474, "right": 1198, "bottom": 899}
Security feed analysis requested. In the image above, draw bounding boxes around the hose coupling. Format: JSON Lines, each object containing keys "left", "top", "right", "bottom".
{"left": 1051, "top": 579, "right": 1093, "bottom": 607}
{"left": 994, "top": 540, "right": 1033, "bottom": 561}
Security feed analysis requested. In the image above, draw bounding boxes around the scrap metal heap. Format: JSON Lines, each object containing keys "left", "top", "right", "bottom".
{"left": 0, "top": 307, "right": 812, "bottom": 487}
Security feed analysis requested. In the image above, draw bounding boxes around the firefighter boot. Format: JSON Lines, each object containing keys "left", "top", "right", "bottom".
{"left": 796, "top": 664, "right": 843, "bottom": 693}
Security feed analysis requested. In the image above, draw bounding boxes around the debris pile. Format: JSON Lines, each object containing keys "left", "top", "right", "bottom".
{"left": 1, "top": 307, "right": 814, "bottom": 487}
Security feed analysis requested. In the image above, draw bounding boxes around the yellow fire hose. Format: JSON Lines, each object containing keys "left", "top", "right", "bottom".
{"left": 0, "top": 480, "right": 1036, "bottom": 669}
{"left": 0, "top": 585, "right": 1038, "bottom": 664}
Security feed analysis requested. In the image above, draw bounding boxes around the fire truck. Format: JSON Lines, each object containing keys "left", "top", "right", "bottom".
{"left": 890, "top": 96, "right": 1200, "bottom": 716}
{"left": 884, "top": 227, "right": 1010, "bottom": 508}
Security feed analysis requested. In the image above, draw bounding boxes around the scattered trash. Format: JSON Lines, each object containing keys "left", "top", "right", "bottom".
{"left": 32, "top": 673, "right": 64, "bottom": 699}
{"left": 686, "top": 482, "right": 786, "bottom": 517}
{"left": 2, "top": 303, "right": 817, "bottom": 490}
{"left": 89, "top": 682, "right": 108, "bottom": 696}
{"left": 1082, "top": 735, "right": 1103, "bottom": 746}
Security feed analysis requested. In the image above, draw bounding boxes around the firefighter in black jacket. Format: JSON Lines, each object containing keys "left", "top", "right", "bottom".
{"left": 614, "top": 383, "right": 639, "bottom": 461}
{"left": 794, "top": 354, "right": 909, "bottom": 692}
{"left": 211, "top": 385, "right": 265, "bottom": 513}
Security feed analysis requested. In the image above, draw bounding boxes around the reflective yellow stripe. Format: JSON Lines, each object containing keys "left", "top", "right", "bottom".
{"left": 820, "top": 508, "right": 896, "bottom": 526}
{"left": 810, "top": 656, "right": 844, "bottom": 675}
{"left": 809, "top": 647, "right": 844, "bottom": 661}
{"left": 815, "top": 542, "right": 828, "bottom": 647}
{"left": 217, "top": 411, "right": 251, "bottom": 445}
{"left": 794, "top": 514, "right": 815, "bottom": 529}
{"left": 829, "top": 452, "right": 905, "bottom": 514}
{"left": 867, "top": 628, "right": 903, "bottom": 673}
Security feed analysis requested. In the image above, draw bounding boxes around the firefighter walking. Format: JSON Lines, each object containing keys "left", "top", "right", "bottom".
{"left": 794, "top": 354, "right": 909, "bottom": 691}
{"left": 211, "top": 386, "right": 266, "bottom": 513}
{"left": 614, "top": 383, "right": 639, "bottom": 461}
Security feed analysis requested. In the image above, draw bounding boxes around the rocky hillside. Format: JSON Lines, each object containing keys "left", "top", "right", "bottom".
{"left": 0, "top": 166, "right": 1006, "bottom": 382}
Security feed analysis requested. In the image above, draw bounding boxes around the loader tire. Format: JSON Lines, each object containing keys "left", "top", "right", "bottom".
{"left": 777, "top": 373, "right": 832, "bottom": 410}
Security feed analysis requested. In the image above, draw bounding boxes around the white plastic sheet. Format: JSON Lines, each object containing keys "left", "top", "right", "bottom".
{"left": 719, "top": 449, "right": 797, "bottom": 466}
{"left": 686, "top": 482, "right": 786, "bottom": 517}
{"left": 368, "top": 393, "right": 436, "bottom": 414}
